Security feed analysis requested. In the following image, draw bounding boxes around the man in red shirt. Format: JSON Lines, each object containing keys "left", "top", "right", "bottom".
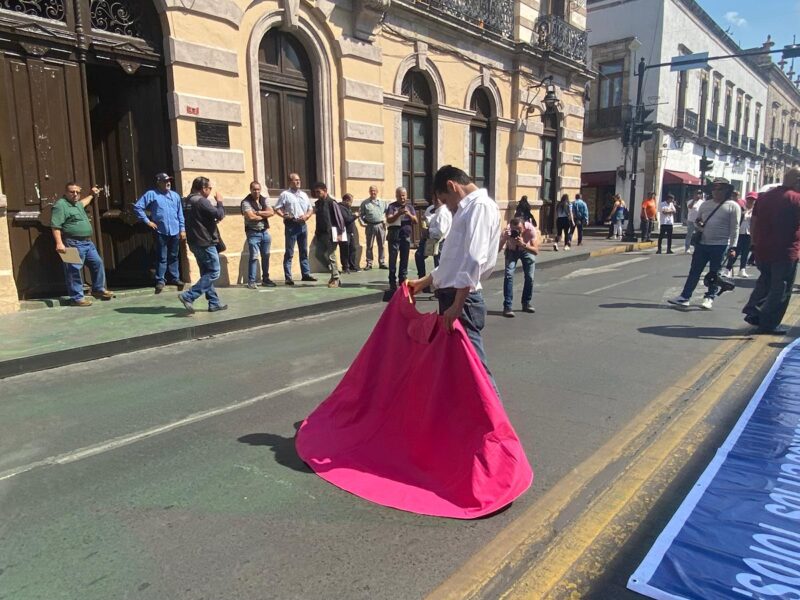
{"left": 742, "top": 168, "right": 800, "bottom": 334}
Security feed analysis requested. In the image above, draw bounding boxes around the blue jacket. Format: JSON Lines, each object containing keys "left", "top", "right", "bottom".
{"left": 572, "top": 199, "right": 589, "bottom": 223}
{"left": 133, "top": 189, "right": 185, "bottom": 236}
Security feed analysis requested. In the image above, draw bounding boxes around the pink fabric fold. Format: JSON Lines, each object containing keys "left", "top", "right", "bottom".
{"left": 295, "top": 284, "right": 533, "bottom": 519}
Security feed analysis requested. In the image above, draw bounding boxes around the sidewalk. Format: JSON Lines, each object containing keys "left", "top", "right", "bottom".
{"left": 1, "top": 237, "right": 654, "bottom": 378}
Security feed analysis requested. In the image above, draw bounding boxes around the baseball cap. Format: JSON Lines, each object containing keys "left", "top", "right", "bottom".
{"left": 711, "top": 177, "right": 732, "bottom": 187}
{"left": 155, "top": 173, "right": 173, "bottom": 182}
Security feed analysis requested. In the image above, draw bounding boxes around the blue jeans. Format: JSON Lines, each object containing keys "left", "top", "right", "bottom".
{"left": 388, "top": 228, "right": 410, "bottom": 287}
{"left": 183, "top": 245, "right": 222, "bottom": 308}
{"left": 680, "top": 243, "right": 728, "bottom": 299}
{"left": 503, "top": 250, "right": 536, "bottom": 310}
{"left": 155, "top": 233, "right": 181, "bottom": 285}
{"left": 414, "top": 238, "right": 441, "bottom": 278}
{"left": 283, "top": 221, "right": 310, "bottom": 280}
{"left": 246, "top": 230, "right": 272, "bottom": 284}
{"left": 436, "top": 288, "right": 498, "bottom": 395}
{"left": 63, "top": 238, "right": 107, "bottom": 301}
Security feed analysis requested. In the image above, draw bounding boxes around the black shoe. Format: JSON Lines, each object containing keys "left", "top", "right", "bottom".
{"left": 755, "top": 325, "right": 789, "bottom": 335}
{"left": 178, "top": 294, "right": 195, "bottom": 314}
{"left": 170, "top": 280, "right": 187, "bottom": 291}
{"left": 379, "top": 264, "right": 389, "bottom": 270}
{"left": 285, "top": 279, "right": 295, "bottom": 286}
{"left": 246, "top": 282, "right": 258, "bottom": 290}
{"left": 261, "top": 279, "right": 277, "bottom": 287}
{"left": 350, "top": 267, "right": 361, "bottom": 272}
{"left": 208, "top": 304, "right": 228, "bottom": 313}
{"left": 656, "top": 249, "right": 662, "bottom": 254}
{"left": 743, "top": 314, "right": 760, "bottom": 326}
{"left": 503, "top": 308, "right": 515, "bottom": 318}
{"left": 364, "top": 265, "right": 373, "bottom": 271}
{"left": 342, "top": 269, "right": 351, "bottom": 275}
{"left": 301, "top": 275, "right": 317, "bottom": 282}
{"left": 667, "top": 250, "right": 674, "bottom": 254}
{"left": 522, "top": 305, "right": 536, "bottom": 313}
{"left": 155, "top": 282, "right": 165, "bottom": 294}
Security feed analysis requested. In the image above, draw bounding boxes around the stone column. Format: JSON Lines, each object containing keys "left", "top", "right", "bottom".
{"left": 0, "top": 193, "right": 20, "bottom": 313}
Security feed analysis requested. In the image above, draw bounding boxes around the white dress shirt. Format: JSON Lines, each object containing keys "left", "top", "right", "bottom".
{"left": 428, "top": 204, "right": 452, "bottom": 240}
{"left": 275, "top": 188, "right": 311, "bottom": 219}
{"left": 659, "top": 201, "right": 676, "bottom": 225}
{"left": 431, "top": 188, "right": 499, "bottom": 292}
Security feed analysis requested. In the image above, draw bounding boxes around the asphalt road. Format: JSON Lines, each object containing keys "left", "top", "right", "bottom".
{"left": 0, "top": 249, "right": 766, "bottom": 600}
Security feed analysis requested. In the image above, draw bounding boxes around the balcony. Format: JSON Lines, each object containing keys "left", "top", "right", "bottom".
{"left": 585, "top": 105, "right": 632, "bottom": 135}
{"left": 730, "top": 131, "right": 740, "bottom": 147}
{"left": 772, "top": 138, "right": 784, "bottom": 152}
{"left": 748, "top": 138, "right": 756, "bottom": 153}
{"left": 414, "top": 0, "right": 514, "bottom": 37}
{"left": 533, "top": 15, "right": 588, "bottom": 63}
{"left": 706, "top": 121, "right": 718, "bottom": 140}
{"left": 760, "top": 143, "right": 768, "bottom": 156}
{"left": 718, "top": 125, "right": 729, "bottom": 144}
{"left": 676, "top": 109, "right": 698, "bottom": 133}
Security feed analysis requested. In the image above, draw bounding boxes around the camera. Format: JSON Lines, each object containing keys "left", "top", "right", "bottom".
{"left": 509, "top": 229, "right": 521, "bottom": 239}
{"left": 703, "top": 271, "right": 736, "bottom": 295}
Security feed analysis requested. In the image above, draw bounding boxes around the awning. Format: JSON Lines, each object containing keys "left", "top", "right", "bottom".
{"left": 581, "top": 171, "right": 616, "bottom": 187}
{"left": 663, "top": 169, "right": 701, "bottom": 186}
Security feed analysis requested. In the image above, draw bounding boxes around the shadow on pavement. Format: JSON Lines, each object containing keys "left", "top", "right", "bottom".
{"left": 599, "top": 302, "right": 669, "bottom": 310}
{"left": 114, "top": 306, "right": 190, "bottom": 317}
{"left": 638, "top": 324, "right": 753, "bottom": 340}
{"left": 238, "top": 429, "right": 312, "bottom": 474}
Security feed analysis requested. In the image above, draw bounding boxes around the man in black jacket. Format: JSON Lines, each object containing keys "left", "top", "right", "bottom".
{"left": 339, "top": 193, "right": 359, "bottom": 273}
{"left": 312, "top": 182, "right": 345, "bottom": 288}
{"left": 179, "top": 176, "right": 227, "bottom": 313}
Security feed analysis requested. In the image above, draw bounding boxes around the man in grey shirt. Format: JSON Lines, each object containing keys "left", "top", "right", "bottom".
{"left": 669, "top": 177, "right": 740, "bottom": 310}
{"left": 358, "top": 185, "right": 388, "bottom": 270}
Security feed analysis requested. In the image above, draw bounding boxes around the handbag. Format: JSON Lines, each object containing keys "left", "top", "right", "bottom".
{"left": 215, "top": 233, "right": 227, "bottom": 253}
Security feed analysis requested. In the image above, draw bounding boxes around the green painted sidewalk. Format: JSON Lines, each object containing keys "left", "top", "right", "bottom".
{"left": 1, "top": 237, "right": 654, "bottom": 378}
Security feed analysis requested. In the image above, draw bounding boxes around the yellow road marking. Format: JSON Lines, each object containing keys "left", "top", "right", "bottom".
{"left": 428, "top": 298, "right": 799, "bottom": 600}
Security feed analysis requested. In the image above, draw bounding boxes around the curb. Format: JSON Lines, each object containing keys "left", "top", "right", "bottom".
{"left": 1, "top": 242, "right": 653, "bottom": 379}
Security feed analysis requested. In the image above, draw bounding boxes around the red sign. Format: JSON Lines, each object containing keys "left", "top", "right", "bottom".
{"left": 186, "top": 106, "right": 200, "bottom": 115}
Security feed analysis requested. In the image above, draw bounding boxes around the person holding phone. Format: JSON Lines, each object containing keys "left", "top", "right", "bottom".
{"left": 498, "top": 217, "right": 539, "bottom": 317}
{"left": 385, "top": 187, "right": 417, "bottom": 293}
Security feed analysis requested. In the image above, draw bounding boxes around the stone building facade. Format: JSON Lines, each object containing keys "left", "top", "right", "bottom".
{"left": 0, "top": 0, "right": 591, "bottom": 311}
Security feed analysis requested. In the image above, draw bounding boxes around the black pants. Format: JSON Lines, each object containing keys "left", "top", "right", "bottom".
{"left": 657, "top": 224, "right": 673, "bottom": 252}
{"left": 725, "top": 234, "right": 752, "bottom": 271}
{"left": 640, "top": 219, "right": 653, "bottom": 242}
{"left": 387, "top": 228, "right": 410, "bottom": 287}
{"left": 338, "top": 240, "right": 357, "bottom": 270}
{"left": 556, "top": 217, "right": 572, "bottom": 245}
{"left": 743, "top": 260, "right": 798, "bottom": 331}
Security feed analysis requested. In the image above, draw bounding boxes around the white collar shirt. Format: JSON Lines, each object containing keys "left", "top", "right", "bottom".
{"left": 431, "top": 188, "right": 499, "bottom": 292}
{"left": 428, "top": 204, "right": 452, "bottom": 240}
{"left": 276, "top": 188, "right": 311, "bottom": 219}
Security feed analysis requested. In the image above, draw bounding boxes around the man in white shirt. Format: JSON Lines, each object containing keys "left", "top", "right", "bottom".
{"left": 685, "top": 189, "right": 704, "bottom": 253}
{"left": 656, "top": 194, "right": 676, "bottom": 254}
{"left": 408, "top": 165, "right": 500, "bottom": 379}
{"left": 274, "top": 172, "right": 316, "bottom": 285}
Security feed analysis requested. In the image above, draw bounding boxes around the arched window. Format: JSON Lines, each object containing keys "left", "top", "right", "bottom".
{"left": 259, "top": 29, "right": 316, "bottom": 191}
{"left": 469, "top": 88, "right": 494, "bottom": 192}
{"left": 401, "top": 70, "right": 434, "bottom": 203}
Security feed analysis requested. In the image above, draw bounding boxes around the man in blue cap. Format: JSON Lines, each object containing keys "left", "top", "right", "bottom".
{"left": 134, "top": 173, "right": 186, "bottom": 293}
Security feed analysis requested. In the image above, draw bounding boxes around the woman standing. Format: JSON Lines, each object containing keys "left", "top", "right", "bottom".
{"left": 610, "top": 195, "right": 626, "bottom": 240}
{"left": 722, "top": 191, "right": 755, "bottom": 278}
{"left": 553, "top": 194, "right": 575, "bottom": 251}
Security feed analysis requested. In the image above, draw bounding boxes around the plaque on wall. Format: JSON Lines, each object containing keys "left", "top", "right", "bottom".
{"left": 195, "top": 120, "right": 230, "bottom": 149}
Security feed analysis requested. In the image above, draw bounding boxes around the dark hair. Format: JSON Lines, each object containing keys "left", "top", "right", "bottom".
{"left": 432, "top": 165, "right": 472, "bottom": 194}
{"left": 311, "top": 181, "right": 327, "bottom": 192}
{"left": 575, "top": 193, "right": 582, "bottom": 200}
{"left": 559, "top": 194, "right": 570, "bottom": 204}
{"left": 190, "top": 177, "right": 210, "bottom": 193}
{"left": 64, "top": 181, "right": 80, "bottom": 190}
{"left": 510, "top": 217, "right": 522, "bottom": 226}
{"left": 342, "top": 193, "right": 353, "bottom": 201}
{"left": 250, "top": 181, "right": 261, "bottom": 188}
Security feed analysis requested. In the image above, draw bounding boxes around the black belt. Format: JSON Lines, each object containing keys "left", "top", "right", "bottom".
{"left": 65, "top": 236, "right": 92, "bottom": 241}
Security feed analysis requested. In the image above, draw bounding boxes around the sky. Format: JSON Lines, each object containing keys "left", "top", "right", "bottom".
{"left": 697, "top": 0, "right": 799, "bottom": 51}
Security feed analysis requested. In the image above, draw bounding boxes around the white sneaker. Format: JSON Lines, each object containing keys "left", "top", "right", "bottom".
{"left": 700, "top": 297, "right": 713, "bottom": 310}
{"left": 720, "top": 269, "right": 732, "bottom": 278}
{"left": 668, "top": 296, "right": 690, "bottom": 307}
{"left": 738, "top": 268, "right": 749, "bottom": 278}
{"left": 687, "top": 247, "right": 694, "bottom": 254}
{"left": 553, "top": 243, "right": 559, "bottom": 251}
{"left": 564, "top": 245, "right": 571, "bottom": 251}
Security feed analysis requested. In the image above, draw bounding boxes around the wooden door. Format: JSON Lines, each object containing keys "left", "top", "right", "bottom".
{"left": 0, "top": 55, "right": 91, "bottom": 298}
{"left": 88, "top": 66, "right": 170, "bottom": 287}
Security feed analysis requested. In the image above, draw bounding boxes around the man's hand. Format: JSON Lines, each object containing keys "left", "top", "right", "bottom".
{"left": 91, "top": 186, "right": 101, "bottom": 196}
{"left": 180, "top": 231, "right": 186, "bottom": 241}
{"left": 443, "top": 303, "right": 461, "bottom": 332}
{"left": 147, "top": 221, "right": 158, "bottom": 230}
{"left": 407, "top": 275, "right": 432, "bottom": 296}
{"left": 56, "top": 242, "right": 66, "bottom": 254}
{"left": 728, "top": 248, "right": 737, "bottom": 258}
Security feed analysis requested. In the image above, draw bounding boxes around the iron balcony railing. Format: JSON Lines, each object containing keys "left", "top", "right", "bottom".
{"left": 414, "top": 0, "right": 514, "bottom": 37}
{"left": 533, "top": 15, "right": 588, "bottom": 63}
{"left": 677, "top": 109, "right": 699, "bottom": 132}
{"left": 585, "top": 104, "right": 633, "bottom": 133}
{"left": 706, "top": 121, "right": 718, "bottom": 140}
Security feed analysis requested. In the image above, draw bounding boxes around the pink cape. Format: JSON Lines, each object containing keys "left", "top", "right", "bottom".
{"left": 295, "top": 284, "right": 533, "bottom": 519}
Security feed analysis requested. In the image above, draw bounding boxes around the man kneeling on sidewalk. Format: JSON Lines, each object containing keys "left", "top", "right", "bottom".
{"left": 499, "top": 218, "right": 539, "bottom": 317}
{"left": 51, "top": 182, "right": 115, "bottom": 306}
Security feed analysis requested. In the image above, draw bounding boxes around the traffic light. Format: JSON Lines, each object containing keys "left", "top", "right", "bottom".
{"left": 784, "top": 45, "right": 800, "bottom": 59}
{"left": 623, "top": 121, "right": 634, "bottom": 147}
{"left": 634, "top": 108, "right": 657, "bottom": 144}
{"left": 699, "top": 157, "right": 714, "bottom": 172}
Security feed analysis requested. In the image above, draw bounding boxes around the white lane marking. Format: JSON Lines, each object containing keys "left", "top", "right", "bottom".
{"left": 583, "top": 274, "right": 650, "bottom": 295}
{"left": 562, "top": 257, "right": 650, "bottom": 279}
{"left": 0, "top": 369, "right": 346, "bottom": 482}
